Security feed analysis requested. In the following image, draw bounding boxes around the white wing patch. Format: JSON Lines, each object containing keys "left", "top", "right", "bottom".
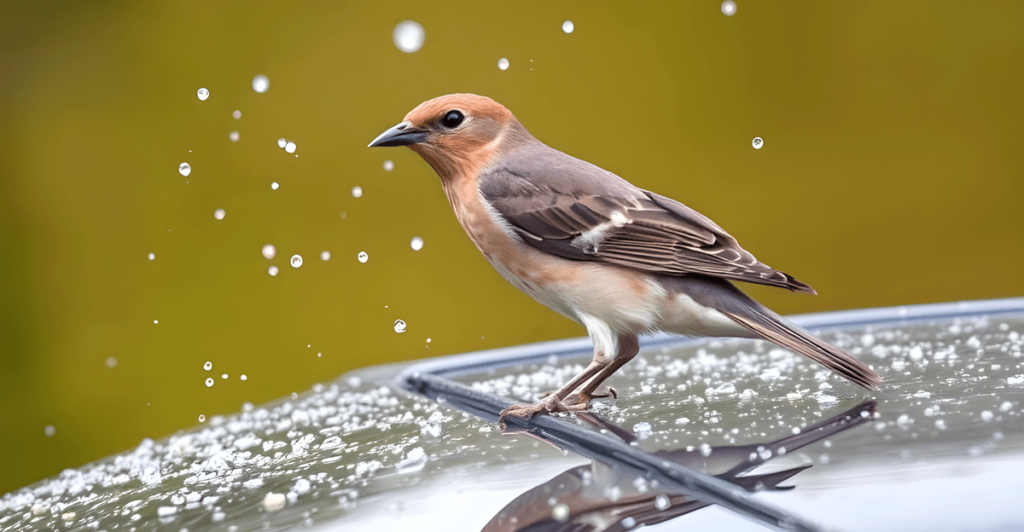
{"left": 570, "top": 211, "right": 632, "bottom": 255}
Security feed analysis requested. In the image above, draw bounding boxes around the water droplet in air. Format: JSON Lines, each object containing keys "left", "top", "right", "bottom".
{"left": 271, "top": 181, "right": 280, "bottom": 190}
{"left": 394, "top": 319, "right": 407, "bottom": 333}
{"left": 204, "top": 361, "right": 212, "bottom": 371}
{"left": 498, "top": 58, "right": 510, "bottom": 71}
{"left": 320, "top": 251, "right": 331, "bottom": 261}
{"left": 410, "top": 236, "right": 424, "bottom": 251}
{"left": 205, "top": 378, "right": 214, "bottom": 387}
{"left": 240, "top": 374, "right": 247, "bottom": 381}
{"left": 252, "top": 75, "right": 269, "bottom": 93}
{"left": 655, "top": 494, "right": 671, "bottom": 510}
{"left": 285, "top": 141, "right": 296, "bottom": 154}
{"left": 232, "top": 110, "right": 241, "bottom": 119}
{"left": 552, "top": 503, "right": 570, "bottom": 522}
{"left": 752, "top": 137, "right": 763, "bottom": 149}
{"left": 383, "top": 160, "right": 394, "bottom": 171}
{"left": 106, "top": 356, "right": 118, "bottom": 368}
{"left": 197, "top": 88, "right": 209, "bottom": 101}
{"left": 721, "top": 0, "right": 737, "bottom": 16}
{"left": 277, "top": 138, "right": 287, "bottom": 148}
{"left": 199, "top": 415, "right": 206, "bottom": 422}
{"left": 268, "top": 266, "right": 279, "bottom": 276}
{"left": 357, "top": 251, "right": 368, "bottom": 263}
{"left": 393, "top": 21, "right": 425, "bottom": 53}
{"left": 221, "top": 374, "right": 228, "bottom": 379}
{"left": 178, "top": 163, "right": 191, "bottom": 176}
{"left": 44, "top": 425, "right": 56, "bottom": 437}
{"left": 214, "top": 209, "right": 225, "bottom": 220}
{"left": 562, "top": 20, "right": 574, "bottom": 33}
{"left": 290, "top": 254, "right": 303, "bottom": 268}
{"left": 262, "top": 245, "right": 277, "bottom": 259}
{"left": 229, "top": 131, "right": 239, "bottom": 142}
{"left": 148, "top": 253, "right": 155, "bottom": 260}
{"left": 351, "top": 186, "right": 363, "bottom": 198}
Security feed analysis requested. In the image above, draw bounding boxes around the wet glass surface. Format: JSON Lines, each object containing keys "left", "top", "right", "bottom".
{"left": 2, "top": 313, "right": 1022, "bottom": 531}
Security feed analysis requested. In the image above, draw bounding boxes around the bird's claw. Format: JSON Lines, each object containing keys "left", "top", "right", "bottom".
{"left": 564, "top": 386, "right": 617, "bottom": 406}
{"left": 498, "top": 395, "right": 588, "bottom": 431}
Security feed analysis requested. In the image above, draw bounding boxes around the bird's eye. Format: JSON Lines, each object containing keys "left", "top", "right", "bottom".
{"left": 441, "top": 110, "right": 464, "bottom": 129}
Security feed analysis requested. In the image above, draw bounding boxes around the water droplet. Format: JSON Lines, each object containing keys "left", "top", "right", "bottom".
{"left": 721, "top": 0, "right": 737, "bottom": 16}
{"left": 551, "top": 503, "right": 570, "bottom": 522}
{"left": 240, "top": 374, "right": 247, "bottom": 381}
{"left": 285, "top": 141, "right": 296, "bottom": 154}
{"left": 204, "top": 361, "right": 212, "bottom": 371}
{"left": 277, "top": 138, "right": 287, "bottom": 148}
{"left": 622, "top": 517, "right": 636, "bottom": 528}
{"left": 320, "top": 251, "right": 331, "bottom": 261}
{"left": 197, "top": 88, "right": 209, "bottom": 101}
{"left": 655, "top": 494, "right": 671, "bottom": 510}
{"left": 633, "top": 422, "right": 653, "bottom": 438}
{"left": 221, "top": 373, "right": 228, "bottom": 379}
{"left": 205, "top": 378, "right": 214, "bottom": 387}
{"left": 357, "top": 251, "right": 368, "bottom": 263}
{"left": 262, "top": 245, "right": 277, "bottom": 259}
{"left": 498, "top": 58, "right": 510, "bottom": 71}
{"left": 271, "top": 181, "right": 280, "bottom": 190}
{"left": 752, "top": 137, "right": 763, "bottom": 149}
{"left": 198, "top": 414, "right": 206, "bottom": 422}
{"left": 394, "top": 319, "right": 407, "bottom": 333}
{"left": 232, "top": 110, "right": 241, "bottom": 119}
{"left": 383, "top": 160, "right": 394, "bottom": 171}
{"left": 105, "top": 356, "right": 118, "bottom": 368}
{"left": 351, "top": 186, "right": 363, "bottom": 198}
{"left": 148, "top": 253, "right": 155, "bottom": 261}
{"left": 153, "top": 320, "right": 158, "bottom": 324}
{"left": 178, "top": 163, "right": 191, "bottom": 176}
{"left": 562, "top": 20, "right": 574, "bottom": 34}
{"left": 290, "top": 254, "right": 303, "bottom": 268}
{"left": 252, "top": 75, "right": 269, "bottom": 93}
{"left": 410, "top": 236, "right": 424, "bottom": 251}
{"left": 229, "top": 131, "right": 239, "bottom": 142}
{"left": 393, "top": 20, "right": 425, "bottom": 53}
{"left": 214, "top": 209, "right": 226, "bottom": 220}
{"left": 700, "top": 443, "right": 713, "bottom": 456}
{"left": 44, "top": 425, "right": 56, "bottom": 437}
{"left": 268, "top": 266, "right": 279, "bottom": 276}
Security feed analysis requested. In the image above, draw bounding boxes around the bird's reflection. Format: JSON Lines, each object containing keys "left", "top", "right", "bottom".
{"left": 485, "top": 401, "right": 876, "bottom": 532}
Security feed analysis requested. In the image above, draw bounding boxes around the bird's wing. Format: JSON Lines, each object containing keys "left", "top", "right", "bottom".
{"left": 479, "top": 145, "right": 815, "bottom": 293}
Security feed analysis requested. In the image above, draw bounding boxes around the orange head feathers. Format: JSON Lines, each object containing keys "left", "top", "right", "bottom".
{"left": 368, "top": 93, "right": 534, "bottom": 181}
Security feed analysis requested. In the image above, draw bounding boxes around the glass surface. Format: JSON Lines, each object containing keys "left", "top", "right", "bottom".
{"left": 2, "top": 312, "right": 1021, "bottom": 531}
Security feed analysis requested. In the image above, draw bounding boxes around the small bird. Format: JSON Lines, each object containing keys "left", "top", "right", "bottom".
{"left": 369, "top": 94, "right": 880, "bottom": 424}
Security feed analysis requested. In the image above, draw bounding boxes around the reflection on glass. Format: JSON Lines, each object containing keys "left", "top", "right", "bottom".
{"left": 487, "top": 401, "right": 876, "bottom": 531}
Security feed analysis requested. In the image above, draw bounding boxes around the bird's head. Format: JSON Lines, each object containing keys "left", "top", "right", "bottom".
{"left": 368, "top": 93, "right": 530, "bottom": 180}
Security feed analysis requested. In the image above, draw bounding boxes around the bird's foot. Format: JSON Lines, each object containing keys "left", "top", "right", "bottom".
{"left": 564, "top": 386, "right": 617, "bottom": 407}
{"left": 498, "top": 395, "right": 588, "bottom": 430}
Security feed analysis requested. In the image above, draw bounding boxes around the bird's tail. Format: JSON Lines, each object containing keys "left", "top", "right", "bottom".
{"left": 696, "top": 278, "right": 881, "bottom": 390}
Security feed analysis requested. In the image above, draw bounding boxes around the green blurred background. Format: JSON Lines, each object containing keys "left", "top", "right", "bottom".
{"left": 1, "top": 0, "right": 1021, "bottom": 495}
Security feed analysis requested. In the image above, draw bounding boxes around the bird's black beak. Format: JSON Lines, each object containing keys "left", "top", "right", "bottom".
{"left": 368, "top": 121, "right": 428, "bottom": 148}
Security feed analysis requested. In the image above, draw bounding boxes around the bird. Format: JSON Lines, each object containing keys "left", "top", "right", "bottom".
{"left": 369, "top": 94, "right": 880, "bottom": 425}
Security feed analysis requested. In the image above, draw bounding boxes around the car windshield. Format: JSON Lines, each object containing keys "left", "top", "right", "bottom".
{"left": 1, "top": 302, "right": 1022, "bottom": 531}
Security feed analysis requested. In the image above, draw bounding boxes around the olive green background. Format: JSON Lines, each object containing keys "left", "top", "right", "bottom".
{"left": 1, "top": 0, "right": 1021, "bottom": 495}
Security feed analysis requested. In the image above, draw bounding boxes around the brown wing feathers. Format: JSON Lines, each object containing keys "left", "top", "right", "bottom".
{"left": 481, "top": 150, "right": 815, "bottom": 294}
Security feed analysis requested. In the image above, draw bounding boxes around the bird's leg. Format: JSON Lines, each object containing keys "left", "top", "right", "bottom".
{"left": 544, "top": 361, "right": 604, "bottom": 401}
{"left": 498, "top": 343, "right": 613, "bottom": 429}
{"left": 564, "top": 334, "right": 639, "bottom": 407}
